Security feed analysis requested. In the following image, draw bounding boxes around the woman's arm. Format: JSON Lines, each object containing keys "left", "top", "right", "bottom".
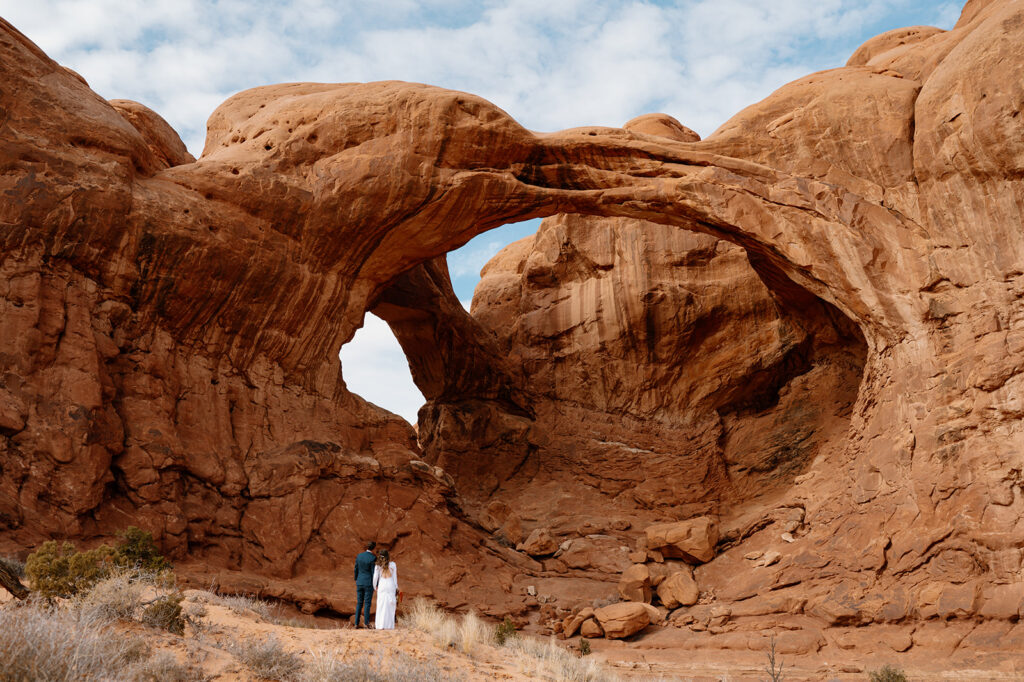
{"left": 392, "top": 562, "right": 398, "bottom": 591}
{"left": 373, "top": 564, "right": 380, "bottom": 590}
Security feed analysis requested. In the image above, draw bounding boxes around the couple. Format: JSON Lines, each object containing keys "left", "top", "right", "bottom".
{"left": 354, "top": 541, "right": 399, "bottom": 629}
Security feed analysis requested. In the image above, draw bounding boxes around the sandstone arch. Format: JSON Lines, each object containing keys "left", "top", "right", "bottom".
{"left": 2, "top": 0, "right": 1024, "bottom": 667}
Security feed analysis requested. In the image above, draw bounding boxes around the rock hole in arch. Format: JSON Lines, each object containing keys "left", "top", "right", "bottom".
{"left": 369, "top": 211, "right": 867, "bottom": 528}
{"left": 338, "top": 313, "right": 424, "bottom": 425}
{"left": 338, "top": 219, "right": 542, "bottom": 427}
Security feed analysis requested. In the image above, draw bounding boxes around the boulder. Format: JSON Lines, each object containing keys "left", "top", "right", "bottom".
{"left": 517, "top": 528, "right": 558, "bottom": 557}
{"left": 658, "top": 569, "right": 700, "bottom": 609}
{"left": 618, "top": 563, "right": 652, "bottom": 603}
{"left": 479, "top": 501, "right": 524, "bottom": 545}
{"left": 580, "top": 617, "right": 604, "bottom": 638}
{"left": 644, "top": 516, "right": 719, "bottom": 564}
{"left": 594, "top": 602, "right": 651, "bottom": 639}
{"left": 563, "top": 607, "right": 596, "bottom": 638}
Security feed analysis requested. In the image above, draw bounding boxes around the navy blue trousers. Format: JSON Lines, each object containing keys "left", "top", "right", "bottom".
{"left": 355, "top": 585, "right": 373, "bottom": 625}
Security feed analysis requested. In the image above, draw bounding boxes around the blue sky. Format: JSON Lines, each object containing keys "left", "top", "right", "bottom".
{"left": 4, "top": 0, "right": 964, "bottom": 423}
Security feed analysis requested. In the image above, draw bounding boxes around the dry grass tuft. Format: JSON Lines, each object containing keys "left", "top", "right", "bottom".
{"left": 228, "top": 633, "right": 304, "bottom": 681}
{"left": 400, "top": 598, "right": 615, "bottom": 680}
{"left": 0, "top": 555, "right": 25, "bottom": 578}
{"left": 303, "top": 649, "right": 450, "bottom": 681}
{"left": 208, "top": 592, "right": 277, "bottom": 620}
{"left": 456, "top": 611, "right": 490, "bottom": 657}
{"left": 400, "top": 597, "right": 447, "bottom": 634}
{"left": 507, "top": 634, "right": 618, "bottom": 682}
{"left": 129, "top": 650, "right": 199, "bottom": 682}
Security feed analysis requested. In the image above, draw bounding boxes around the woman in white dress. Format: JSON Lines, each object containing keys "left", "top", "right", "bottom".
{"left": 372, "top": 550, "right": 399, "bottom": 629}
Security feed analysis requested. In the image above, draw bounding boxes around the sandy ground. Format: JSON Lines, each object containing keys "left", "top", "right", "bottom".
{"left": 6, "top": 586, "right": 1024, "bottom": 681}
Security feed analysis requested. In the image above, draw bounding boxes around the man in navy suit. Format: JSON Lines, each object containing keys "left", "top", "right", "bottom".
{"left": 354, "top": 541, "right": 377, "bottom": 628}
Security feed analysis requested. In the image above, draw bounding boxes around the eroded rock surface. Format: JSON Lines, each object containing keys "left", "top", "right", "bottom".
{"left": 2, "top": 0, "right": 1024, "bottom": 674}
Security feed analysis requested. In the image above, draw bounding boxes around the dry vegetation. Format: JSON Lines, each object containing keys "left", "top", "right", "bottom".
{"left": 0, "top": 597, "right": 195, "bottom": 681}
{"left": 400, "top": 597, "right": 618, "bottom": 682}
{"left": 0, "top": 564, "right": 631, "bottom": 682}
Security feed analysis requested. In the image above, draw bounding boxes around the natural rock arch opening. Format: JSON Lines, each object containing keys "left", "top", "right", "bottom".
{"left": 338, "top": 311, "right": 424, "bottom": 425}
{"left": 369, "top": 208, "right": 868, "bottom": 532}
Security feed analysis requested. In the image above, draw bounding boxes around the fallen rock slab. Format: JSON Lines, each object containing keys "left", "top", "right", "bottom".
{"left": 645, "top": 516, "right": 719, "bottom": 563}
{"left": 595, "top": 602, "right": 651, "bottom": 639}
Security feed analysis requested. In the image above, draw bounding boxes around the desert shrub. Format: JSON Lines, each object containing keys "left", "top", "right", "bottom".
{"left": 868, "top": 664, "right": 908, "bottom": 682}
{"left": 304, "top": 650, "right": 450, "bottom": 682}
{"left": 115, "top": 526, "right": 171, "bottom": 572}
{"left": 230, "top": 634, "right": 303, "bottom": 681}
{"left": 494, "top": 616, "right": 518, "bottom": 645}
{"left": 578, "top": 638, "right": 592, "bottom": 656}
{"left": 80, "top": 569, "right": 146, "bottom": 619}
{"left": 26, "top": 529, "right": 170, "bottom": 599}
{"left": 26, "top": 541, "right": 116, "bottom": 598}
{"left": 763, "top": 634, "right": 784, "bottom": 682}
{"left": 142, "top": 592, "right": 186, "bottom": 635}
{"left": 0, "top": 600, "right": 152, "bottom": 681}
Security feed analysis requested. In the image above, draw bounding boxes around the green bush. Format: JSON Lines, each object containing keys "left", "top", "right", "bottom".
{"left": 868, "top": 664, "right": 908, "bottom": 682}
{"left": 142, "top": 593, "right": 185, "bottom": 635}
{"left": 115, "top": 527, "right": 170, "bottom": 572}
{"left": 26, "top": 541, "right": 115, "bottom": 598}
{"left": 494, "top": 616, "right": 518, "bottom": 646}
{"left": 578, "top": 638, "right": 592, "bottom": 656}
{"left": 25, "top": 528, "right": 170, "bottom": 599}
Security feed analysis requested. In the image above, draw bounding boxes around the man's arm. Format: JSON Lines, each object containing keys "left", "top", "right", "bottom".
{"left": 354, "top": 554, "right": 359, "bottom": 581}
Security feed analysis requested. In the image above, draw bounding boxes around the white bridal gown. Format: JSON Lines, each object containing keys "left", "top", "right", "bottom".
{"left": 373, "top": 561, "right": 398, "bottom": 629}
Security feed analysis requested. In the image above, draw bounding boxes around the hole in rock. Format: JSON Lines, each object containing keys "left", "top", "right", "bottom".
{"left": 447, "top": 218, "right": 542, "bottom": 307}
{"left": 338, "top": 312, "right": 424, "bottom": 426}
{"left": 370, "top": 212, "right": 867, "bottom": 533}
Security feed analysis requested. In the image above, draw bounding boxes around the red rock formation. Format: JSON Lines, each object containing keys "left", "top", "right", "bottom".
{"left": 2, "top": 0, "right": 1024, "bottom": 672}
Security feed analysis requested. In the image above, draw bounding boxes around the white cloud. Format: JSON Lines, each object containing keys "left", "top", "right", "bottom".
{"left": 338, "top": 313, "right": 424, "bottom": 425}
{"left": 4, "top": 0, "right": 961, "bottom": 155}
{"left": 2, "top": 0, "right": 965, "bottom": 421}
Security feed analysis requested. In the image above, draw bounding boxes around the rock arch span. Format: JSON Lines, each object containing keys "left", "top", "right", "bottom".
{"left": 2, "top": 0, "right": 1024, "bottom": 667}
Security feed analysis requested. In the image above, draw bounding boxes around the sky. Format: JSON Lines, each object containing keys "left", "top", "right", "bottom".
{"left": 3, "top": 0, "right": 963, "bottom": 424}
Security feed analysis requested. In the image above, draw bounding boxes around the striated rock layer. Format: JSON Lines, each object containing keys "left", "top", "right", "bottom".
{"left": 2, "top": 0, "right": 1024, "bottom": 672}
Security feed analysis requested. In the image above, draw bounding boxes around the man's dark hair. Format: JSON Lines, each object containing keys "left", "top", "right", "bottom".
{"left": 366, "top": 541, "right": 376, "bottom": 550}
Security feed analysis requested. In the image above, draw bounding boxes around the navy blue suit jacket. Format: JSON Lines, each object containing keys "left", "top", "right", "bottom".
{"left": 355, "top": 550, "right": 376, "bottom": 588}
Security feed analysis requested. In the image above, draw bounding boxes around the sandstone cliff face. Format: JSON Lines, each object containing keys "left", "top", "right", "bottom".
{"left": 2, "top": 0, "right": 1024, "bottom": 670}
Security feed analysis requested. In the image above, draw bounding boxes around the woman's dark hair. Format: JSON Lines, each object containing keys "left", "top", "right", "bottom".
{"left": 376, "top": 549, "right": 391, "bottom": 576}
